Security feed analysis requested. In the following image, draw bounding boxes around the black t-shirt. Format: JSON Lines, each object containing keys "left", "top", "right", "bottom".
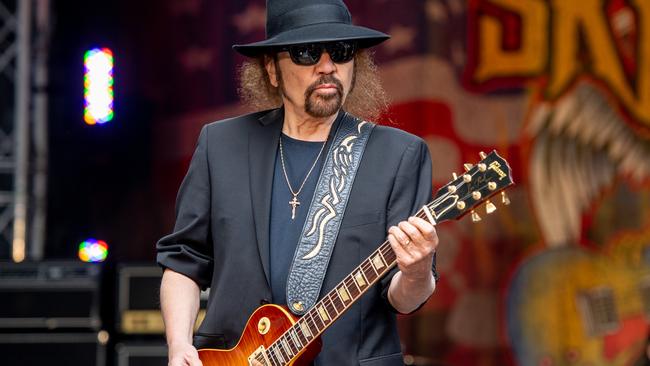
{"left": 269, "top": 133, "right": 327, "bottom": 305}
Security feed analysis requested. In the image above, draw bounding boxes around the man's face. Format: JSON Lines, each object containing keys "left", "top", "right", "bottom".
{"left": 265, "top": 47, "right": 355, "bottom": 118}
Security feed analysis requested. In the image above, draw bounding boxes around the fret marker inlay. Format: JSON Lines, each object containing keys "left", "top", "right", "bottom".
{"left": 355, "top": 271, "right": 367, "bottom": 287}
{"left": 290, "top": 330, "right": 302, "bottom": 348}
{"left": 338, "top": 286, "right": 350, "bottom": 302}
{"left": 318, "top": 306, "right": 329, "bottom": 321}
{"left": 300, "top": 321, "right": 312, "bottom": 337}
{"left": 372, "top": 254, "right": 385, "bottom": 270}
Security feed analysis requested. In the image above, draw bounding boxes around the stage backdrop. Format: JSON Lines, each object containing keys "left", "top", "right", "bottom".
{"left": 140, "top": 1, "right": 650, "bottom": 365}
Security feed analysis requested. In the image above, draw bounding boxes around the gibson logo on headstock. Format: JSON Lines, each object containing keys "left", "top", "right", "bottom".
{"left": 489, "top": 161, "right": 507, "bottom": 180}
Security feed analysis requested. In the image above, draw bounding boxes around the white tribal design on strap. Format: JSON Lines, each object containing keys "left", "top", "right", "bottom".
{"left": 301, "top": 121, "right": 368, "bottom": 260}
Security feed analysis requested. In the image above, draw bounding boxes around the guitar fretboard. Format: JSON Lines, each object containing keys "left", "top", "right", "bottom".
{"left": 263, "top": 239, "right": 397, "bottom": 366}
{"left": 260, "top": 150, "right": 513, "bottom": 366}
{"left": 262, "top": 204, "right": 438, "bottom": 366}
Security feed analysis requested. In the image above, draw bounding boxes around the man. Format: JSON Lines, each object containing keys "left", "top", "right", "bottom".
{"left": 157, "top": 0, "right": 439, "bottom": 365}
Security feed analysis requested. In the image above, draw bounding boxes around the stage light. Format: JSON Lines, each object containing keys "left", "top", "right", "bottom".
{"left": 84, "top": 48, "right": 114, "bottom": 125}
{"left": 78, "top": 238, "right": 109, "bottom": 263}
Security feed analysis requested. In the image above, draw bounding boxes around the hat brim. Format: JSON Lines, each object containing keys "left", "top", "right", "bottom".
{"left": 233, "top": 22, "right": 390, "bottom": 57}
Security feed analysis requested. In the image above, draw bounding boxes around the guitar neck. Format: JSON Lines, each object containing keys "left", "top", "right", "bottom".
{"left": 264, "top": 207, "right": 426, "bottom": 365}
{"left": 263, "top": 150, "right": 514, "bottom": 365}
{"left": 296, "top": 234, "right": 398, "bottom": 334}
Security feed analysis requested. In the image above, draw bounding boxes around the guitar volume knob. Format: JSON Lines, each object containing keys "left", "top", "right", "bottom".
{"left": 258, "top": 317, "right": 270, "bottom": 335}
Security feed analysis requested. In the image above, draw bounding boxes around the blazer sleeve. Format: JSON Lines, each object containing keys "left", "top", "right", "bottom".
{"left": 156, "top": 125, "right": 214, "bottom": 290}
{"left": 379, "top": 137, "right": 439, "bottom": 313}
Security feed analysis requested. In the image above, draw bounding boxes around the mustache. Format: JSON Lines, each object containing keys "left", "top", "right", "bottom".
{"left": 305, "top": 75, "right": 344, "bottom": 98}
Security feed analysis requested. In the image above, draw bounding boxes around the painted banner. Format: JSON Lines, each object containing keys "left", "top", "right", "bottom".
{"left": 149, "top": 0, "right": 650, "bottom": 364}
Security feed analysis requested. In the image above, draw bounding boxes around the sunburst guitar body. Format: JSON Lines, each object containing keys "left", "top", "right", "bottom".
{"left": 198, "top": 304, "right": 321, "bottom": 365}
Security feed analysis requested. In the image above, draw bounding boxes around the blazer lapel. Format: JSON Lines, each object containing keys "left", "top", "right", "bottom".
{"left": 249, "top": 108, "right": 283, "bottom": 288}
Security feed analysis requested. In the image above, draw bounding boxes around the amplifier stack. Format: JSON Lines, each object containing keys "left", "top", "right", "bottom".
{"left": 0, "top": 261, "right": 107, "bottom": 366}
{"left": 0, "top": 261, "right": 208, "bottom": 365}
{"left": 115, "top": 264, "right": 208, "bottom": 366}
{"left": 117, "top": 264, "right": 207, "bottom": 335}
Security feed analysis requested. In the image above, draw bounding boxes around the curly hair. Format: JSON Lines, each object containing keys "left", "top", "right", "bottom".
{"left": 237, "top": 50, "right": 389, "bottom": 122}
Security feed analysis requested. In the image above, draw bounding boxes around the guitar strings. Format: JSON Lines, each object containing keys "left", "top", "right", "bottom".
{"left": 266, "top": 257, "right": 388, "bottom": 365}
{"left": 266, "top": 216, "right": 434, "bottom": 365}
{"left": 427, "top": 164, "right": 499, "bottom": 223}
{"left": 266, "top": 168, "right": 490, "bottom": 365}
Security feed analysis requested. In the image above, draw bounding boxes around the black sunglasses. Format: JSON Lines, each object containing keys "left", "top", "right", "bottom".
{"left": 279, "top": 41, "right": 358, "bottom": 66}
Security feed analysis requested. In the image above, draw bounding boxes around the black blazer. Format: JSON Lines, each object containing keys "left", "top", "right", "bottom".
{"left": 157, "top": 108, "right": 435, "bottom": 366}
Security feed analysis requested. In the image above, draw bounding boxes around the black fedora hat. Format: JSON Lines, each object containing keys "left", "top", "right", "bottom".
{"left": 233, "top": 0, "right": 390, "bottom": 57}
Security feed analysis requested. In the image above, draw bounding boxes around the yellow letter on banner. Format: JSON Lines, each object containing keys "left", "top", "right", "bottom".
{"left": 549, "top": 0, "right": 650, "bottom": 126}
{"left": 474, "top": 0, "right": 548, "bottom": 82}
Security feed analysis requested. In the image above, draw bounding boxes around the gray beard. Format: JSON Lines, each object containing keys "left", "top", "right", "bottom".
{"left": 304, "top": 90, "right": 342, "bottom": 118}
{"left": 275, "top": 63, "right": 345, "bottom": 118}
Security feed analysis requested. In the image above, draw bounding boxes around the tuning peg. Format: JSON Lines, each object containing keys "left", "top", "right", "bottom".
{"left": 447, "top": 185, "right": 457, "bottom": 193}
{"left": 456, "top": 201, "right": 466, "bottom": 210}
{"left": 463, "top": 174, "right": 472, "bottom": 183}
{"left": 452, "top": 172, "right": 458, "bottom": 180}
{"left": 464, "top": 163, "right": 473, "bottom": 172}
{"left": 501, "top": 191, "right": 511, "bottom": 205}
{"left": 477, "top": 163, "right": 487, "bottom": 172}
{"left": 485, "top": 200, "right": 497, "bottom": 214}
{"left": 479, "top": 151, "right": 487, "bottom": 159}
{"left": 472, "top": 191, "right": 482, "bottom": 200}
{"left": 488, "top": 182, "right": 497, "bottom": 191}
{"left": 471, "top": 210, "right": 482, "bottom": 222}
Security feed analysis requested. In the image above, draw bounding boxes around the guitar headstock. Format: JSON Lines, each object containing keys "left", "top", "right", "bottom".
{"left": 428, "top": 150, "right": 514, "bottom": 224}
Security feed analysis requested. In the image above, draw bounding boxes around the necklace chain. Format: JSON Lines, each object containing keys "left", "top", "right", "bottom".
{"left": 279, "top": 135, "right": 327, "bottom": 219}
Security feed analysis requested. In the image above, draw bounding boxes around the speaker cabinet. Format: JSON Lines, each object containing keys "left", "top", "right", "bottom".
{"left": 115, "top": 342, "right": 167, "bottom": 366}
{"left": 0, "top": 332, "right": 106, "bottom": 365}
{"left": 0, "top": 261, "right": 102, "bottom": 330}
{"left": 117, "top": 264, "right": 207, "bottom": 334}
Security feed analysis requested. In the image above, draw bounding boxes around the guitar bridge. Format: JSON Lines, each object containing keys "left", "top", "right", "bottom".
{"left": 248, "top": 345, "right": 271, "bottom": 366}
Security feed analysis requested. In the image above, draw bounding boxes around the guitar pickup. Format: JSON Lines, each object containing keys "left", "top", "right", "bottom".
{"left": 576, "top": 287, "right": 619, "bottom": 336}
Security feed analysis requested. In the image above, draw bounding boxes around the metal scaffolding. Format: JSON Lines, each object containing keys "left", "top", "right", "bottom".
{"left": 0, "top": 0, "right": 50, "bottom": 262}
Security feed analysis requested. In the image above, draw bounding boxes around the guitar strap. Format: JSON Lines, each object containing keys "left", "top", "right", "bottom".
{"left": 285, "top": 112, "right": 374, "bottom": 316}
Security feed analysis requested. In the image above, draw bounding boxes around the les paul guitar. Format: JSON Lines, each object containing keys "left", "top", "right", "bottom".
{"left": 198, "top": 150, "right": 514, "bottom": 366}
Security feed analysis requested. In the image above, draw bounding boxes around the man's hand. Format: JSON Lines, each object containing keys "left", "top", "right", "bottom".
{"left": 387, "top": 216, "right": 438, "bottom": 278}
{"left": 386, "top": 216, "right": 438, "bottom": 313}
{"left": 168, "top": 342, "right": 203, "bottom": 366}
